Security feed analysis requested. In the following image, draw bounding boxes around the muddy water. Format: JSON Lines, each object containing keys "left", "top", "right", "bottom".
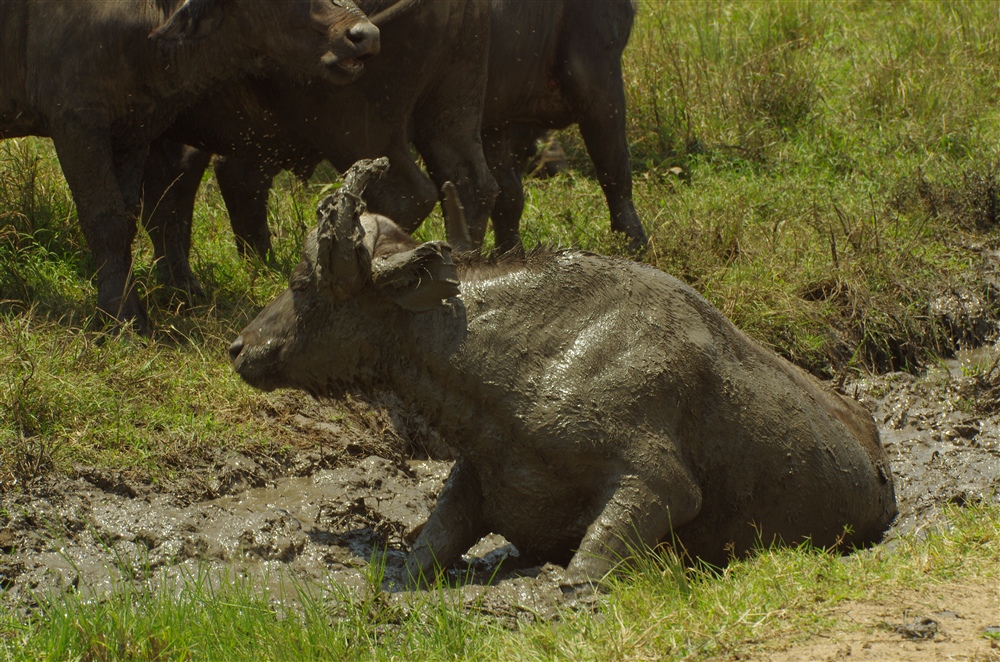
{"left": 850, "top": 347, "right": 1000, "bottom": 540}
{"left": 1, "top": 350, "right": 999, "bottom": 620}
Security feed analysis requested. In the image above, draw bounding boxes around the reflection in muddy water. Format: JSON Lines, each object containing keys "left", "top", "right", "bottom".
{"left": 1, "top": 348, "right": 999, "bottom": 618}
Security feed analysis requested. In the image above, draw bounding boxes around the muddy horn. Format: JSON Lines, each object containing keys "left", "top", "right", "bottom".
{"left": 316, "top": 157, "right": 389, "bottom": 296}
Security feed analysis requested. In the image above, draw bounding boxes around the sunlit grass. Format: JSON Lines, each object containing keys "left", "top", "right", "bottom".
{"left": 1, "top": 504, "right": 996, "bottom": 660}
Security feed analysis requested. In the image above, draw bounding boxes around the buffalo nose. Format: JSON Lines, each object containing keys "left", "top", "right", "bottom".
{"left": 347, "top": 21, "right": 380, "bottom": 55}
{"left": 229, "top": 337, "right": 244, "bottom": 363}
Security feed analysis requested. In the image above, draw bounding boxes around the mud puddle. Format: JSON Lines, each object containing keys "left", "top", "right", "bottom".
{"left": 849, "top": 346, "right": 1000, "bottom": 540}
{"left": 1, "top": 351, "right": 999, "bottom": 623}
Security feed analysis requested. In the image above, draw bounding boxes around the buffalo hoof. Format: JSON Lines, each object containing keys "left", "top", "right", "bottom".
{"left": 613, "top": 217, "right": 649, "bottom": 255}
{"left": 154, "top": 264, "right": 207, "bottom": 302}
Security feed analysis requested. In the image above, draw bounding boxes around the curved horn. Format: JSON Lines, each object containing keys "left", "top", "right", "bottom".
{"left": 440, "top": 182, "right": 475, "bottom": 253}
{"left": 367, "top": 0, "right": 422, "bottom": 27}
{"left": 316, "top": 157, "right": 390, "bottom": 293}
{"left": 149, "top": 0, "right": 224, "bottom": 42}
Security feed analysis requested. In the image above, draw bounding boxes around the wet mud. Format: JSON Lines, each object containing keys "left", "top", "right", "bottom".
{"left": 1, "top": 351, "right": 999, "bottom": 622}
{"left": 850, "top": 348, "right": 1000, "bottom": 541}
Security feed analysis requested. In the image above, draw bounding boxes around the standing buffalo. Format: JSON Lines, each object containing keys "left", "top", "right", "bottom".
{"left": 142, "top": 0, "right": 646, "bottom": 300}
{"left": 0, "top": 0, "right": 379, "bottom": 332}
{"left": 140, "top": 0, "right": 494, "bottom": 298}
{"left": 482, "top": 0, "right": 646, "bottom": 252}
{"left": 230, "top": 160, "right": 896, "bottom": 585}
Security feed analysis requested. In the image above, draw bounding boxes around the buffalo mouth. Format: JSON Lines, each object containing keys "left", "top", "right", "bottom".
{"left": 233, "top": 365, "right": 284, "bottom": 393}
{"left": 320, "top": 52, "right": 373, "bottom": 81}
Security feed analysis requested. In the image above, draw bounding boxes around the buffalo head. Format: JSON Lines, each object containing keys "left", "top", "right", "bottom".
{"left": 230, "top": 158, "right": 462, "bottom": 394}
{"left": 151, "top": 0, "right": 380, "bottom": 84}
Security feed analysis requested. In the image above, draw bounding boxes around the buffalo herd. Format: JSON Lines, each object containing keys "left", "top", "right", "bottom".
{"left": 1, "top": 1, "right": 897, "bottom": 583}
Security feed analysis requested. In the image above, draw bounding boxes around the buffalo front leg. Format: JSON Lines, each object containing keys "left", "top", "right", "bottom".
{"left": 141, "top": 139, "right": 210, "bottom": 298}
{"left": 52, "top": 120, "right": 149, "bottom": 334}
{"left": 214, "top": 156, "right": 281, "bottom": 260}
{"left": 405, "top": 459, "right": 487, "bottom": 586}
{"left": 418, "top": 138, "right": 498, "bottom": 250}
{"left": 565, "top": 470, "right": 702, "bottom": 588}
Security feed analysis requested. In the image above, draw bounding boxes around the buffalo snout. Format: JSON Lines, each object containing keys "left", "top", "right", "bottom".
{"left": 347, "top": 21, "right": 380, "bottom": 53}
{"left": 320, "top": 17, "right": 379, "bottom": 81}
{"left": 230, "top": 287, "right": 298, "bottom": 389}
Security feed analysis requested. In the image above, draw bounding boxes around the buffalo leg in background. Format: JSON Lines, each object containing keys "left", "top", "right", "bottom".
{"left": 482, "top": 126, "right": 525, "bottom": 253}
{"left": 214, "top": 155, "right": 281, "bottom": 259}
{"left": 52, "top": 117, "right": 150, "bottom": 333}
{"left": 214, "top": 143, "right": 440, "bottom": 248}
{"left": 561, "top": 17, "right": 647, "bottom": 252}
{"left": 142, "top": 139, "right": 211, "bottom": 298}
{"left": 411, "top": 3, "right": 496, "bottom": 246}
{"left": 349, "top": 140, "right": 440, "bottom": 234}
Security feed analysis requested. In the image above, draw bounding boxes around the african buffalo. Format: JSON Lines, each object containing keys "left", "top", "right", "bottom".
{"left": 142, "top": 0, "right": 646, "bottom": 299}
{"left": 0, "top": 0, "right": 379, "bottom": 333}
{"left": 482, "top": 0, "right": 647, "bottom": 252}
{"left": 140, "top": 0, "right": 495, "bottom": 297}
{"left": 230, "top": 159, "right": 896, "bottom": 585}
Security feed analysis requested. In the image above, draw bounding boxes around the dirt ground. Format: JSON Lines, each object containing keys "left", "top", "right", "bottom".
{"left": 1, "top": 346, "right": 999, "bottom": 655}
{"left": 746, "top": 579, "right": 1000, "bottom": 661}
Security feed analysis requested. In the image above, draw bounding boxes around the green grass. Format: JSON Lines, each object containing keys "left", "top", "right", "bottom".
{"left": 2, "top": 504, "right": 996, "bottom": 661}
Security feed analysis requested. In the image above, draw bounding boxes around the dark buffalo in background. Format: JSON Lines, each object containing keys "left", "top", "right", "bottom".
{"left": 140, "top": 0, "right": 495, "bottom": 297}
{"left": 142, "top": 0, "right": 646, "bottom": 296}
{"left": 230, "top": 159, "right": 896, "bottom": 586}
{"left": 0, "top": 0, "right": 378, "bottom": 333}
{"left": 482, "top": 0, "right": 646, "bottom": 252}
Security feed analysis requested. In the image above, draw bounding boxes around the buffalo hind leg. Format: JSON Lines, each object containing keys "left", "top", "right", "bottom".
{"left": 565, "top": 470, "right": 701, "bottom": 589}
{"left": 142, "top": 139, "right": 210, "bottom": 298}
{"left": 562, "top": 26, "right": 648, "bottom": 252}
{"left": 405, "top": 459, "right": 487, "bottom": 586}
{"left": 483, "top": 126, "right": 526, "bottom": 254}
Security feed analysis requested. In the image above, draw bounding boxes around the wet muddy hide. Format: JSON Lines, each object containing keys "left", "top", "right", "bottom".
{"left": 230, "top": 159, "right": 898, "bottom": 586}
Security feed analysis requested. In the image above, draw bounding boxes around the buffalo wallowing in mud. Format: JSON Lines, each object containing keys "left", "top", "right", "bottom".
{"left": 230, "top": 159, "right": 897, "bottom": 585}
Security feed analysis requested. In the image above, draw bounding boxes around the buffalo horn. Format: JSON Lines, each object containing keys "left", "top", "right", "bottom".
{"left": 316, "top": 157, "right": 389, "bottom": 294}
{"left": 368, "top": 0, "right": 422, "bottom": 27}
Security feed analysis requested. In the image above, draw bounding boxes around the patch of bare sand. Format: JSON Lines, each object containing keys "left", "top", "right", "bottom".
{"left": 742, "top": 579, "right": 1000, "bottom": 661}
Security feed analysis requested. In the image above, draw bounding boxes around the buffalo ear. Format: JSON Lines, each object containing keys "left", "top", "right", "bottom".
{"left": 371, "top": 241, "right": 461, "bottom": 312}
{"left": 150, "top": 0, "right": 225, "bottom": 43}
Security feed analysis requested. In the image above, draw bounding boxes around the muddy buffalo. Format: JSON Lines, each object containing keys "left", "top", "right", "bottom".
{"left": 0, "top": 0, "right": 379, "bottom": 332}
{"left": 230, "top": 159, "right": 896, "bottom": 584}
